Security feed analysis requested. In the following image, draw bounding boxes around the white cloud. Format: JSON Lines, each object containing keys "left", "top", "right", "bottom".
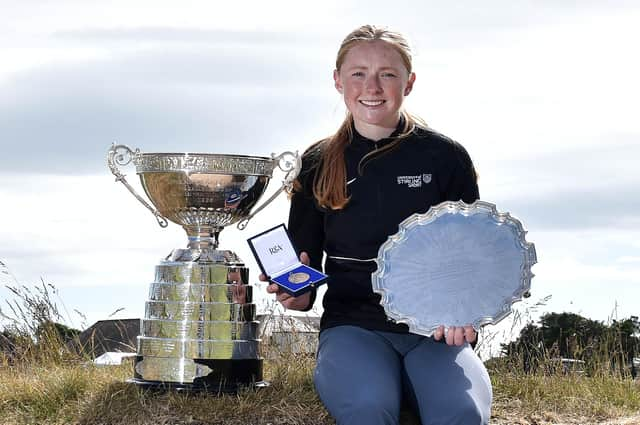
{"left": 1, "top": 0, "right": 345, "bottom": 35}
{"left": 521, "top": 228, "right": 640, "bottom": 322}
{"left": 536, "top": 257, "right": 640, "bottom": 286}
{"left": 617, "top": 256, "right": 640, "bottom": 264}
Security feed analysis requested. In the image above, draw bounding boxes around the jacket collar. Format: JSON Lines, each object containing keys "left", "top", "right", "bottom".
{"left": 351, "top": 114, "right": 407, "bottom": 148}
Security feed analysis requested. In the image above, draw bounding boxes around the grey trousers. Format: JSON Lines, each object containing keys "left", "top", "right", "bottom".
{"left": 314, "top": 325, "right": 492, "bottom": 425}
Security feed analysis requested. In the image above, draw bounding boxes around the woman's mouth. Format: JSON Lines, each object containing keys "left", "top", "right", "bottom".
{"left": 359, "top": 100, "right": 385, "bottom": 107}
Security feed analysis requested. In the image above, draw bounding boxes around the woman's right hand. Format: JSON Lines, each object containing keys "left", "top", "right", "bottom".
{"left": 261, "top": 251, "right": 313, "bottom": 311}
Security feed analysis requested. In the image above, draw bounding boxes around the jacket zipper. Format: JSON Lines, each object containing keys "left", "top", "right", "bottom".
{"left": 373, "top": 141, "right": 383, "bottom": 218}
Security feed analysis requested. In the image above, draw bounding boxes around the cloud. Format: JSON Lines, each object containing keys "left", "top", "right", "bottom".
{"left": 531, "top": 255, "right": 640, "bottom": 322}
{"left": 617, "top": 256, "right": 640, "bottom": 264}
{"left": 0, "top": 40, "right": 339, "bottom": 175}
{"left": 52, "top": 27, "right": 329, "bottom": 47}
{"left": 3, "top": 4, "right": 639, "bottom": 176}
{"left": 477, "top": 139, "right": 640, "bottom": 230}
{"left": 507, "top": 186, "right": 640, "bottom": 230}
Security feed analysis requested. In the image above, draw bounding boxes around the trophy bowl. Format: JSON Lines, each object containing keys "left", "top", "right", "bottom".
{"left": 107, "top": 144, "right": 300, "bottom": 392}
{"left": 134, "top": 151, "right": 274, "bottom": 229}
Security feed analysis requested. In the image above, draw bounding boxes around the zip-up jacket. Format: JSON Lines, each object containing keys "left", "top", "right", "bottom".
{"left": 288, "top": 119, "right": 480, "bottom": 333}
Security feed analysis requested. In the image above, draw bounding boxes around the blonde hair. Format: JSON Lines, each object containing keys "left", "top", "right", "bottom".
{"left": 310, "top": 25, "right": 424, "bottom": 210}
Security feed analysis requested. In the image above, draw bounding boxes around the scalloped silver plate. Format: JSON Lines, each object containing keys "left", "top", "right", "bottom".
{"left": 372, "top": 200, "right": 536, "bottom": 336}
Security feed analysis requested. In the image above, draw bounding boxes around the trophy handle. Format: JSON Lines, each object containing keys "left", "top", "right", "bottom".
{"left": 107, "top": 143, "right": 169, "bottom": 228}
{"left": 237, "top": 151, "right": 301, "bottom": 230}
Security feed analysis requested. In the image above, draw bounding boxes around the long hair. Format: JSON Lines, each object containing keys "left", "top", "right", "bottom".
{"left": 312, "top": 25, "right": 425, "bottom": 210}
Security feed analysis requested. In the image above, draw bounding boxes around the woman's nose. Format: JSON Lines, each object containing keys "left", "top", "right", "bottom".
{"left": 364, "top": 75, "right": 382, "bottom": 93}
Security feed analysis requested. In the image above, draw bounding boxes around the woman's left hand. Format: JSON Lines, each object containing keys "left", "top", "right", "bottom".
{"left": 433, "top": 325, "right": 476, "bottom": 346}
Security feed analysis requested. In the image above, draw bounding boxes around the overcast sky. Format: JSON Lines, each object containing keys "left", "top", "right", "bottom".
{"left": 1, "top": 1, "right": 639, "bottom": 349}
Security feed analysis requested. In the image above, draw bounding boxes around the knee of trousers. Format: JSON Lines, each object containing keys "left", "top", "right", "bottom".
{"left": 314, "top": 374, "right": 401, "bottom": 423}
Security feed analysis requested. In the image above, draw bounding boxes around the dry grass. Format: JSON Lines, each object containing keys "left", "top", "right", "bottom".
{"left": 0, "top": 348, "right": 332, "bottom": 425}
{"left": 491, "top": 371, "right": 640, "bottom": 424}
{"left": 1, "top": 355, "right": 639, "bottom": 425}
{"left": 0, "top": 353, "right": 334, "bottom": 425}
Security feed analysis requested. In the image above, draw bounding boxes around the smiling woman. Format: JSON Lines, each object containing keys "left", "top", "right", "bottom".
{"left": 262, "top": 24, "right": 492, "bottom": 425}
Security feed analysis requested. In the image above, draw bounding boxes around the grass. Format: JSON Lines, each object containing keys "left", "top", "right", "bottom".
{"left": 0, "top": 354, "right": 333, "bottom": 425}
{"left": 0, "top": 353, "right": 639, "bottom": 425}
{"left": 0, "top": 363, "right": 99, "bottom": 424}
{"left": 490, "top": 368, "right": 640, "bottom": 424}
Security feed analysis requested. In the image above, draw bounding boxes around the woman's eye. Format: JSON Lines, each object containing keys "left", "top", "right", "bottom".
{"left": 381, "top": 72, "right": 396, "bottom": 78}
{"left": 352, "top": 71, "right": 364, "bottom": 77}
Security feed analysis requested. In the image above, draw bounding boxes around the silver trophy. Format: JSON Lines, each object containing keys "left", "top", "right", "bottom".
{"left": 107, "top": 144, "right": 300, "bottom": 391}
{"left": 372, "top": 200, "right": 536, "bottom": 336}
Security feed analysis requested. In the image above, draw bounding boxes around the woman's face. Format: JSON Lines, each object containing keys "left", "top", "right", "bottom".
{"left": 334, "top": 40, "right": 415, "bottom": 137}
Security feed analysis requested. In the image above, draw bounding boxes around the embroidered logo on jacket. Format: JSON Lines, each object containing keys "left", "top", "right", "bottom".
{"left": 397, "top": 174, "right": 432, "bottom": 188}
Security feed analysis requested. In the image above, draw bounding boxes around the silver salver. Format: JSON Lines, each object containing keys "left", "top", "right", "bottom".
{"left": 372, "top": 200, "right": 536, "bottom": 337}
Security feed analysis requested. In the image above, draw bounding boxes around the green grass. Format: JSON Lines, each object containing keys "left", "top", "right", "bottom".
{"left": 1, "top": 354, "right": 639, "bottom": 425}
{"left": 491, "top": 370, "right": 640, "bottom": 424}
{"left": 0, "top": 354, "right": 333, "bottom": 425}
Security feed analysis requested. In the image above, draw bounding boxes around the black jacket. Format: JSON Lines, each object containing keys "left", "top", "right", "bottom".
{"left": 288, "top": 120, "right": 479, "bottom": 332}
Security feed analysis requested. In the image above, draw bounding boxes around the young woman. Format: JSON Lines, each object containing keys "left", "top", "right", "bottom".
{"left": 265, "top": 25, "right": 492, "bottom": 425}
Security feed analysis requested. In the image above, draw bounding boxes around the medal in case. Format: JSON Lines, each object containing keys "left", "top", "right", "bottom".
{"left": 248, "top": 224, "right": 327, "bottom": 296}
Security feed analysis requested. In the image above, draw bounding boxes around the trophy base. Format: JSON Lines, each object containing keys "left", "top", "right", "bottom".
{"left": 132, "top": 356, "right": 265, "bottom": 394}
{"left": 134, "top": 248, "right": 265, "bottom": 395}
{"left": 127, "top": 378, "right": 270, "bottom": 394}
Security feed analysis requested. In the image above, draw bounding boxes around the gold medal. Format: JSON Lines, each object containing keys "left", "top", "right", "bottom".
{"left": 288, "top": 272, "right": 310, "bottom": 284}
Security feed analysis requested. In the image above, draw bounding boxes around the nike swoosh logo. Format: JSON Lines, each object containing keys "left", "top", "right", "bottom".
{"left": 346, "top": 177, "right": 357, "bottom": 185}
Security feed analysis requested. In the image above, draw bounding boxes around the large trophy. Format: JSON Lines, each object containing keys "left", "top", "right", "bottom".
{"left": 107, "top": 144, "right": 300, "bottom": 392}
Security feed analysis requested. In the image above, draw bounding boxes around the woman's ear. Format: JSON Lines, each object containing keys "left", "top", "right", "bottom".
{"left": 404, "top": 72, "right": 416, "bottom": 96}
{"left": 334, "top": 69, "right": 343, "bottom": 94}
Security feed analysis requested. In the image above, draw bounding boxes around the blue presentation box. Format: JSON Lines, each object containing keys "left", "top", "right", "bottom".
{"left": 247, "top": 223, "right": 328, "bottom": 296}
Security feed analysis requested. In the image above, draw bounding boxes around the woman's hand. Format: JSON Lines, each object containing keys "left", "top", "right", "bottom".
{"left": 262, "top": 251, "right": 312, "bottom": 311}
{"left": 433, "top": 325, "right": 476, "bottom": 346}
